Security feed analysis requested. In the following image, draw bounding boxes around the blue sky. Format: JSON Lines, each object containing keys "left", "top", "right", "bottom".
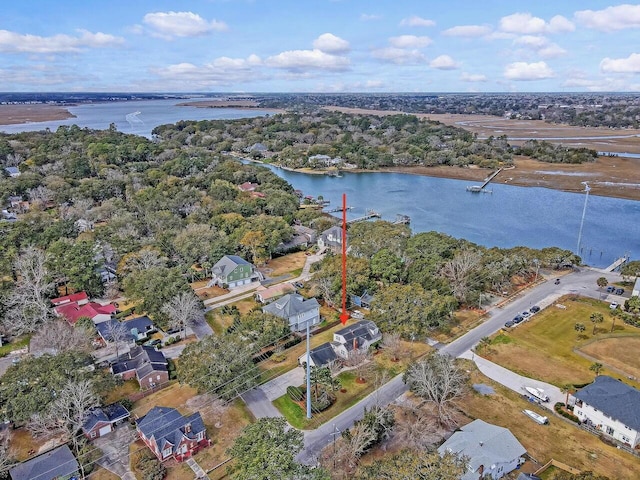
{"left": 2, "top": 1, "right": 640, "bottom": 92}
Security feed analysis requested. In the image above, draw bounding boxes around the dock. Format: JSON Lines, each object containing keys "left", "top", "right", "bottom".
{"left": 347, "top": 209, "right": 381, "bottom": 224}
{"left": 467, "top": 167, "right": 503, "bottom": 193}
{"left": 605, "top": 255, "right": 629, "bottom": 272}
{"left": 392, "top": 214, "right": 411, "bottom": 225}
{"left": 325, "top": 205, "right": 353, "bottom": 214}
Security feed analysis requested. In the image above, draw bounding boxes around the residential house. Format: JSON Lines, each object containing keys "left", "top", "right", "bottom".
{"left": 9, "top": 445, "right": 80, "bottom": 480}
{"left": 350, "top": 290, "right": 374, "bottom": 309}
{"left": 55, "top": 301, "right": 116, "bottom": 326}
{"left": 437, "top": 419, "right": 526, "bottom": 480}
{"left": 96, "top": 316, "right": 156, "bottom": 343}
{"left": 632, "top": 277, "right": 639, "bottom": 297}
{"left": 255, "top": 283, "right": 296, "bottom": 303}
{"left": 4, "top": 166, "right": 20, "bottom": 178}
{"left": 574, "top": 375, "right": 640, "bottom": 447}
{"left": 1, "top": 209, "right": 16, "bottom": 222}
{"left": 317, "top": 226, "right": 345, "bottom": 253}
{"left": 246, "top": 142, "right": 267, "bottom": 154}
{"left": 298, "top": 320, "right": 382, "bottom": 367}
{"left": 51, "top": 291, "right": 89, "bottom": 307}
{"left": 275, "top": 225, "right": 317, "bottom": 253}
{"left": 262, "top": 293, "right": 320, "bottom": 332}
{"left": 111, "top": 345, "right": 169, "bottom": 390}
{"left": 238, "top": 181, "right": 259, "bottom": 192}
{"left": 208, "top": 255, "right": 263, "bottom": 289}
{"left": 75, "top": 218, "right": 94, "bottom": 232}
{"left": 137, "top": 406, "right": 210, "bottom": 462}
{"left": 82, "top": 403, "right": 130, "bottom": 439}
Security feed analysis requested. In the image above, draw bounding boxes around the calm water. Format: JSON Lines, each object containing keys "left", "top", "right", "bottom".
{"left": 0, "top": 98, "right": 277, "bottom": 138}
{"left": 257, "top": 164, "right": 640, "bottom": 268}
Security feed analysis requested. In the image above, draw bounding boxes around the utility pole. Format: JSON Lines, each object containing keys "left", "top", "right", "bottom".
{"left": 576, "top": 182, "right": 591, "bottom": 256}
{"left": 330, "top": 424, "right": 340, "bottom": 470}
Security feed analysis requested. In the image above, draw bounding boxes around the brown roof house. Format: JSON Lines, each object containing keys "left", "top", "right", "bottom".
{"left": 137, "top": 406, "right": 210, "bottom": 462}
{"left": 111, "top": 345, "right": 169, "bottom": 390}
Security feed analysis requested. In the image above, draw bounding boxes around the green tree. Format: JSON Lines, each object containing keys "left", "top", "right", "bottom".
{"left": 590, "top": 362, "right": 603, "bottom": 377}
{"left": 574, "top": 322, "right": 586, "bottom": 338}
{"left": 596, "top": 276, "right": 608, "bottom": 293}
{"left": 590, "top": 312, "right": 604, "bottom": 335}
{"left": 358, "top": 449, "right": 467, "bottom": 480}
{"left": 228, "top": 417, "right": 328, "bottom": 480}
{"left": 370, "top": 248, "right": 404, "bottom": 285}
{"left": 561, "top": 384, "right": 573, "bottom": 406}
{"left": 305, "top": 366, "right": 340, "bottom": 401}
{"left": 625, "top": 295, "right": 640, "bottom": 314}
{"left": 46, "top": 239, "right": 103, "bottom": 297}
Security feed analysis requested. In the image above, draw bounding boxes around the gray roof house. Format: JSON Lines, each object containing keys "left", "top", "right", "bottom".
{"left": 10, "top": 444, "right": 79, "bottom": 480}
{"left": 438, "top": 419, "right": 526, "bottom": 480}
{"left": 317, "top": 226, "right": 344, "bottom": 253}
{"left": 208, "top": 255, "right": 263, "bottom": 289}
{"left": 299, "top": 342, "right": 339, "bottom": 368}
{"left": 330, "top": 320, "right": 382, "bottom": 359}
{"left": 574, "top": 375, "right": 640, "bottom": 447}
{"left": 111, "top": 345, "right": 169, "bottom": 390}
{"left": 137, "top": 406, "right": 209, "bottom": 462}
{"left": 262, "top": 293, "right": 320, "bottom": 332}
{"left": 96, "top": 316, "right": 156, "bottom": 343}
{"left": 82, "top": 403, "right": 130, "bottom": 439}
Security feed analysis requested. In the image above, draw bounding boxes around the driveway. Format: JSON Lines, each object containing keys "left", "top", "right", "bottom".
{"left": 259, "top": 367, "right": 305, "bottom": 401}
{"left": 93, "top": 424, "right": 136, "bottom": 480}
{"left": 241, "top": 388, "right": 283, "bottom": 419}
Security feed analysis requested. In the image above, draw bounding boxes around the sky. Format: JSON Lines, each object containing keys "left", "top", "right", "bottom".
{"left": 2, "top": 1, "right": 640, "bottom": 93}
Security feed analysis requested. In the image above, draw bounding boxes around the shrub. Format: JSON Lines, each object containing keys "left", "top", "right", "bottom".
{"left": 311, "top": 391, "right": 335, "bottom": 412}
{"left": 115, "top": 307, "right": 135, "bottom": 319}
{"left": 271, "top": 352, "right": 287, "bottom": 363}
{"left": 287, "top": 386, "right": 304, "bottom": 402}
{"left": 554, "top": 402, "right": 580, "bottom": 423}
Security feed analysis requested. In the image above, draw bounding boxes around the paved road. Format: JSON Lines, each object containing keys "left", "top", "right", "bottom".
{"left": 295, "top": 267, "right": 623, "bottom": 464}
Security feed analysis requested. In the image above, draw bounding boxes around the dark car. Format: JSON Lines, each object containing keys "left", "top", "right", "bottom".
{"left": 554, "top": 279, "right": 560, "bottom": 285}
{"left": 530, "top": 305, "right": 541, "bottom": 313}
{"left": 513, "top": 315, "right": 524, "bottom": 323}
{"left": 606, "top": 286, "right": 615, "bottom": 293}
{"left": 504, "top": 320, "right": 515, "bottom": 328}
{"left": 615, "top": 288, "right": 625, "bottom": 295}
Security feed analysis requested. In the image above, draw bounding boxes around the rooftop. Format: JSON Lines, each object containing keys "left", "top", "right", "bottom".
{"left": 575, "top": 376, "right": 640, "bottom": 431}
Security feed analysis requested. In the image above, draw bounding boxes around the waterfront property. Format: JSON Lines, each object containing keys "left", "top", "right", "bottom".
{"left": 317, "top": 225, "right": 344, "bottom": 253}
{"left": 574, "top": 375, "right": 640, "bottom": 447}
{"left": 208, "top": 255, "right": 263, "bottom": 289}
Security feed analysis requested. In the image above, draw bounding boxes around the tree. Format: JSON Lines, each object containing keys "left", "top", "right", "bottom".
{"left": 596, "top": 277, "right": 608, "bottom": 296}
{"left": 382, "top": 332, "right": 404, "bottom": 362}
{"left": 370, "top": 248, "right": 404, "bottom": 285}
{"left": 162, "top": 291, "right": 203, "bottom": 340}
{"left": 344, "top": 348, "right": 374, "bottom": 383}
{"left": 29, "top": 319, "right": 92, "bottom": 355}
{"left": 590, "top": 312, "right": 604, "bottom": 335}
{"left": 338, "top": 421, "right": 377, "bottom": 470}
{"left": 561, "top": 384, "right": 573, "bottom": 406}
{"left": 439, "top": 248, "right": 482, "bottom": 304}
{"left": 305, "top": 366, "right": 340, "bottom": 401}
{"left": 178, "top": 333, "right": 258, "bottom": 399}
{"left": 392, "top": 405, "right": 441, "bottom": 451}
{"left": 610, "top": 308, "right": 620, "bottom": 333}
{"left": 590, "top": 362, "right": 603, "bottom": 377}
{"left": 4, "top": 246, "right": 54, "bottom": 335}
{"left": 404, "top": 353, "right": 467, "bottom": 426}
{"left": 46, "top": 239, "right": 103, "bottom": 297}
{"left": 228, "top": 417, "right": 328, "bottom": 480}
{"left": 358, "top": 450, "right": 467, "bottom": 480}
{"left": 574, "top": 322, "right": 586, "bottom": 339}
{"left": 240, "top": 230, "right": 268, "bottom": 265}
{"left": 104, "top": 319, "right": 130, "bottom": 359}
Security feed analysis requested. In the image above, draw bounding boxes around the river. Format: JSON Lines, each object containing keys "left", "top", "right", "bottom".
{"left": 0, "top": 98, "right": 278, "bottom": 138}
{"left": 255, "top": 164, "right": 639, "bottom": 268}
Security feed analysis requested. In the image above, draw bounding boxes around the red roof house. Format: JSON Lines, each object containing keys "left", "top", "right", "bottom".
{"left": 51, "top": 291, "right": 89, "bottom": 307}
{"left": 238, "top": 182, "right": 259, "bottom": 192}
{"left": 55, "top": 302, "right": 116, "bottom": 325}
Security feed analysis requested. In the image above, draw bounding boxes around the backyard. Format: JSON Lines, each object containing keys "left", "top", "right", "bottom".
{"left": 480, "top": 295, "right": 640, "bottom": 387}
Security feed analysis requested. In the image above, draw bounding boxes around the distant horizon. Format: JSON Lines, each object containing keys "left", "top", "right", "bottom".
{"left": 1, "top": 91, "right": 638, "bottom": 96}
{"left": 1, "top": 1, "right": 639, "bottom": 92}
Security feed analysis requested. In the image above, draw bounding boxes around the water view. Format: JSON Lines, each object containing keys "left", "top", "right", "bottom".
{"left": 0, "top": 98, "right": 277, "bottom": 138}
{"left": 255, "top": 164, "right": 640, "bottom": 268}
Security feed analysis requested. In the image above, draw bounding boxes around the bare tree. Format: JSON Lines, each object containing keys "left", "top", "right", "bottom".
{"left": 344, "top": 348, "right": 374, "bottom": 383}
{"left": 30, "top": 320, "right": 92, "bottom": 355}
{"left": 104, "top": 280, "right": 120, "bottom": 300}
{"left": 4, "top": 247, "right": 54, "bottom": 335}
{"left": 162, "top": 291, "right": 203, "bottom": 339}
{"left": 104, "top": 320, "right": 130, "bottom": 358}
{"left": 28, "top": 379, "right": 100, "bottom": 480}
{"left": 27, "top": 186, "right": 54, "bottom": 205}
{"left": 393, "top": 405, "right": 442, "bottom": 450}
{"left": 382, "top": 332, "right": 404, "bottom": 362}
{"left": 120, "top": 247, "right": 167, "bottom": 275}
{"left": 0, "top": 430, "right": 15, "bottom": 477}
{"left": 339, "top": 422, "right": 376, "bottom": 470}
{"left": 325, "top": 358, "right": 343, "bottom": 377}
{"left": 440, "top": 248, "right": 481, "bottom": 303}
{"left": 404, "top": 353, "right": 467, "bottom": 427}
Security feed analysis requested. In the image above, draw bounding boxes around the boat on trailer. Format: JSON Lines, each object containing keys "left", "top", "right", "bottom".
{"left": 523, "top": 409, "right": 549, "bottom": 425}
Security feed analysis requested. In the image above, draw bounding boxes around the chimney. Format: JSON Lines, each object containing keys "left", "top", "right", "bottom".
{"left": 353, "top": 338, "right": 358, "bottom": 350}
{"left": 185, "top": 423, "right": 191, "bottom": 433}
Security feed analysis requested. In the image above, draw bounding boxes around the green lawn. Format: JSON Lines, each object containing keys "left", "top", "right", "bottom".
{"left": 0, "top": 336, "right": 29, "bottom": 357}
{"left": 483, "top": 295, "right": 640, "bottom": 387}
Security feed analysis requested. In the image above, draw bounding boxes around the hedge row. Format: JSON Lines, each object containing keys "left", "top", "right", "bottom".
{"left": 554, "top": 402, "right": 580, "bottom": 423}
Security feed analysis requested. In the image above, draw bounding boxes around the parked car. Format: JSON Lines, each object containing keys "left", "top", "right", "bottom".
{"left": 293, "top": 282, "right": 304, "bottom": 289}
{"left": 143, "top": 339, "right": 161, "bottom": 347}
{"left": 606, "top": 286, "right": 615, "bottom": 293}
{"left": 554, "top": 279, "right": 560, "bottom": 285}
{"left": 615, "top": 288, "right": 625, "bottom": 295}
{"left": 610, "top": 302, "right": 619, "bottom": 310}
{"left": 530, "top": 305, "right": 541, "bottom": 313}
{"left": 504, "top": 320, "right": 515, "bottom": 328}
{"left": 521, "top": 311, "right": 531, "bottom": 319}
{"left": 513, "top": 315, "right": 524, "bottom": 324}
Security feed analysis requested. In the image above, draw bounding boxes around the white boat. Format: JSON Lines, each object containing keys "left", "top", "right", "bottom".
{"left": 523, "top": 409, "right": 548, "bottom": 425}
{"left": 524, "top": 386, "right": 549, "bottom": 402}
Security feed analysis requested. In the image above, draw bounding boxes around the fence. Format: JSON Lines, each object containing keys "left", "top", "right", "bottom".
{"left": 534, "top": 458, "right": 581, "bottom": 476}
{"left": 127, "top": 380, "right": 171, "bottom": 403}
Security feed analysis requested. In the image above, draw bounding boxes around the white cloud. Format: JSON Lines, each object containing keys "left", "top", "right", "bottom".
{"left": 499, "top": 12, "right": 574, "bottom": 34}
{"left": 371, "top": 47, "right": 426, "bottom": 64}
{"left": 429, "top": 55, "right": 459, "bottom": 70}
{"left": 389, "top": 35, "right": 432, "bottom": 48}
{"left": 513, "top": 35, "right": 566, "bottom": 58}
{"left": 0, "top": 29, "right": 124, "bottom": 53}
{"left": 143, "top": 11, "right": 227, "bottom": 38}
{"left": 600, "top": 53, "right": 640, "bottom": 73}
{"left": 461, "top": 72, "right": 487, "bottom": 82}
{"left": 575, "top": 4, "right": 640, "bottom": 31}
{"left": 360, "top": 13, "right": 382, "bottom": 21}
{"left": 400, "top": 15, "right": 435, "bottom": 27}
{"left": 442, "top": 25, "right": 492, "bottom": 37}
{"left": 504, "top": 61, "right": 554, "bottom": 80}
{"left": 313, "top": 33, "right": 350, "bottom": 53}
{"left": 266, "top": 49, "right": 349, "bottom": 71}
{"left": 152, "top": 54, "right": 263, "bottom": 86}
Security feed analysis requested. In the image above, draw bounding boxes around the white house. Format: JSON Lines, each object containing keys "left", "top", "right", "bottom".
{"left": 317, "top": 226, "right": 344, "bottom": 253}
{"left": 574, "top": 375, "right": 640, "bottom": 447}
{"left": 632, "top": 277, "right": 640, "bottom": 297}
{"left": 262, "top": 293, "right": 320, "bottom": 332}
{"left": 438, "top": 419, "right": 526, "bottom": 480}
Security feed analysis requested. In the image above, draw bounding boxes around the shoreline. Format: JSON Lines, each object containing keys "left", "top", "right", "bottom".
{"left": 0, "top": 104, "right": 76, "bottom": 126}
{"left": 176, "top": 100, "right": 285, "bottom": 114}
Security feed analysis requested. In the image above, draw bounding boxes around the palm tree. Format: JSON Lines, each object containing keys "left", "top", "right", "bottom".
{"left": 560, "top": 384, "right": 573, "bottom": 406}
{"left": 596, "top": 277, "right": 608, "bottom": 298}
{"left": 590, "top": 312, "right": 604, "bottom": 335}
{"left": 574, "top": 322, "right": 586, "bottom": 339}
{"left": 610, "top": 309, "right": 619, "bottom": 333}
{"left": 590, "top": 362, "right": 603, "bottom": 377}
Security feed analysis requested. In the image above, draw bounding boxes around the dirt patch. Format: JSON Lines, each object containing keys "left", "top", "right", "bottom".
{"left": 261, "top": 252, "right": 307, "bottom": 277}
{"left": 578, "top": 337, "right": 640, "bottom": 379}
{"left": 193, "top": 285, "right": 228, "bottom": 300}
{"left": 0, "top": 104, "right": 76, "bottom": 125}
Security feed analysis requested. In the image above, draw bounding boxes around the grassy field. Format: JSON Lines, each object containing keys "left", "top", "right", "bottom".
{"left": 0, "top": 336, "right": 29, "bottom": 357}
{"left": 483, "top": 296, "right": 640, "bottom": 387}
{"left": 460, "top": 361, "right": 640, "bottom": 479}
{"left": 90, "top": 466, "right": 120, "bottom": 480}
{"left": 132, "top": 382, "right": 199, "bottom": 418}
{"left": 579, "top": 337, "right": 640, "bottom": 379}
{"left": 261, "top": 251, "right": 307, "bottom": 277}
{"left": 206, "top": 298, "right": 260, "bottom": 335}
{"left": 103, "top": 378, "right": 140, "bottom": 404}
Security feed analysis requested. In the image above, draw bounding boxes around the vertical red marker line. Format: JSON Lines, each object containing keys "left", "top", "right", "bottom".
{"left": 340, "top": 193, "right": 349, "bottom": 325}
